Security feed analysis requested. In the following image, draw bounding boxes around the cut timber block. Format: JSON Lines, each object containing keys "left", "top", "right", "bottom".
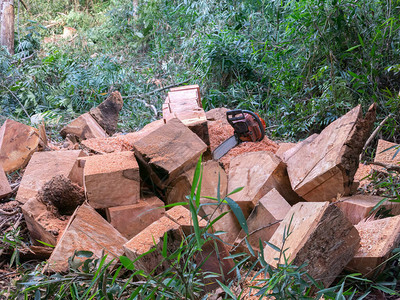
{"left": 89, "top": 91, "right": 123, "bottom": 135}
{"left": 374, "top": 139, "right": 400, "bottom": 171}
{"left": 335, "top": 195, "right": 400, "bottom": 225}
{"left": 47, "top": 204, "right": 127, "bottom": 273}
{"left": 163, "top": 85, "right": 209, "bottom": 145}
{"left": 0, "top": 119, "right": 39, "bottom": 173}
{"left": 228, "top": 151, "right": 302, "bottom": 215}
{"left": 165, "top": 161, "right": 238, "bottom": 245}
{"left": 123, "top": 216, "right": 182, "bottom": 274}
{"left": 194, "top": 239, "right": 235, "bottom": 292}
{"left": 206, "top": 107, "right": 230, "bottom": 125}
{"left": 285, "top": 104, "right": 376, "bottom": 202}
{"left": 133, "top": 118, "right": 207, "bottom": 191}
{"left": 235, "top": 189, "right": 291, "bottom": 254}
{"left": 60, "top": 113, "right": 108, "bottom": 141}
{"left": 282, "top": 134, "right": 319, "bottom": 163}
{"left": 264, "top": 202, "right": 360, "bottom": 287}
{"left": 165, "top": 205, "right": 207, "bottom": 236}
{"left": 22, "top": 198, "right": 69, "bottom": 246}
{"left": 80, "top": 151, "right": 140, "bottom": 209}
{"left": 81, "top": 120, "right": 164, "bottom": 154}
{"left": 347, "top": 215, "right": 400, "bottom": 277}
{"left": 275, "top": 142, "right": 296, "bottom": 160}
{"left": 0, "top": 165, "right": 11, "bottom": 199}
{"left": 16, "top": 150, "right": 85, "bottom": 204}
{"left": 106, "top": 196, "right": 165, "bottom": 240}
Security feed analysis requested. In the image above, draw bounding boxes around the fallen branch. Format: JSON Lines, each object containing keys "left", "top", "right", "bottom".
{"left": 367, "top": 161, "right": 400, "bottom": 173}
{"left": 1, "top": 84, "right": 30, "bottom": 119}
{"left": 231, "top": 220, "right": 283, "bottom": 252}
{"left": 360, "top": 114, "right": 392, "bottom": 161}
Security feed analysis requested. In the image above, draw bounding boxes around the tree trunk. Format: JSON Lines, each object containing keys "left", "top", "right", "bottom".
{"left": 0, "top": 0, "right": 14, "bottom": 55}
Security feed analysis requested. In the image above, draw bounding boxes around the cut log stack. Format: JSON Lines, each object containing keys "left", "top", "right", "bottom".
{"left": 2, "top": 85, "right": 400, "bottom": 290}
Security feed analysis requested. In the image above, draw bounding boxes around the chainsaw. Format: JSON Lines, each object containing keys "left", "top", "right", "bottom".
{"left": 212, "top": 109, "right": 266, "bottom": 160}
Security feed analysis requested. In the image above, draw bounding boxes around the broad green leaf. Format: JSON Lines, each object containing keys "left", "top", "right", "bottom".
{"left": 224, "top": 197, "right": 248, "bottom": 234}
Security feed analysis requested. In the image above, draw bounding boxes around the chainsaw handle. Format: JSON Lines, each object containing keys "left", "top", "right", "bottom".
{"left": 226, "top": 109, "right": 265, "bottom": 142}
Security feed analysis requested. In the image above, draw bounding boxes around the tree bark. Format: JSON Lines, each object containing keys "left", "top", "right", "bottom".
{"left": 0, "top": 0, "right": 14, "bottom": 55}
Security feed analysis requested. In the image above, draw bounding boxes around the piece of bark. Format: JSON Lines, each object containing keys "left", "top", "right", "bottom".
{"left": 347, "top": 215, "right": 400, "bottom": 277}
{"left": 133, "top": 118, "right": 207, "bottom": 191}
{"left": 228, "top": 151, "right": 302, "bottom": 214}
{"left": 60, "top": 113, "right": 108, "bottom": 141}
{"left": 16, "top": 150, "right": 86, "bottom": 204}
{"left": 89, "top": 91, "right": 123, "bottom": 135}
{"left": 264, "top": 202, "right": 360, "bottom": 287}
{"left": 80, "top": 151, "right": 140, "bottom": 209}
{"left": 234, "top": 189, "right": 291, "bottom": 254}
{"left": 286, "top": 104, "right": 376, "bottom": 202}
{"left": 163, "top": 85, "right": 209, "bottom": 145}
{"left": 0, "top": 165, "right": 11, "bottom": 199}
{"left": 0, "top": 119, "right": 39, "bottom": 173}
{"left": 335, "top": 195, "right": 400, "bottom": 225}
{"left": 123, "top": 216, "right": 182, "bottom": 274}
{"left": 47, "top": 203, "right": 127, "bottom": 273}
{"left": 22, "top": 198, "right": 69, "bottom": 247}
{"left": 106, "top": 196, "right": 165, "bottom": 240}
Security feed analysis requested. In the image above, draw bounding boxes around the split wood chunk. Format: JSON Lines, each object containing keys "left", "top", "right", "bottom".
{"left": 123, "top": 216, "right": 182, "bottom": 274}
{"left": 81, "top": 120, "right": 164, "bottom": 154}
{"left": 228, "top": 151, "right": 302, "bottom": 215}
{"left": 106, "top": 196, "right": 165, "bottom": 240}
{"left": 0, "top": 119, "right": 39, "bottom": 173}
{"left": 206, "top": 107, "right": 230, "bottom": 125}
{"left": 335, "top": 194, "right": 400, "bottom": 225}
{"left": 47, "top": 204, "right": 127, "bottom": 273}
{"left": 234, "top": 189, "right": 291, "bottom": 254}
{"left": 133, "top": 118, "right": 207, "bottom": 191}
{"left": 0, "top": 165, "right": 11, "bottom": 199}
{"left": 16, "top": 150, "right": 86, "bottom": 204}
{"left": 60, "top": 113, "right": 108, "bottom": 141}
{"left": 22, "top": 198, "right": 69, "bottom": 246}
{"left": 89, "top": 91, "right": 123, "bottom": 135}
{"left": 165, "top": 161, "right": 240, "bottom": 245}
{"left": 165, "top": 205, "right": 207, "bottom": 236}
{"left": 282, "top": 134, "right": 319, "bottom": 163}
{"left": 285, "top": 104, "right": 376, "bottom": 202}
{"left": 163, "top": 85, "right": 209, "bottom": 145}
{"left": 80, "top": 151, "right": 140, "bottom": 209}
{"left": 275, "top": 142, "right": 296, "bottom": 160}
{"left": 194, "top": 239, "right": 235, "bottom": 292}
{"left": 373, "top": 139, "right": 400, "bottom": 171}
{"left": 347, "top": 215, "right": 400, "bottom": 277}
{"left": 264, "top": 202, "right": 360, "bottom": 287}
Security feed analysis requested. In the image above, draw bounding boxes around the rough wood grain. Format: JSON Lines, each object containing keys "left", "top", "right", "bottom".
{"left": 285, "top": 104, "right": 376, "bottom": 202}
{"left": 60, "top": 113, "right": 108, "bottom": 141}
{"left": 133, "top": 118, "right": 207, "bottom": 191}
{"left": 347, "top": 215, "right": 400, "bottom": 277}
{"left": 0, "top": 119, "right": 39, "bottom": 173}
{"left": 264, "top": 202, "right": 360, "bottom": 287}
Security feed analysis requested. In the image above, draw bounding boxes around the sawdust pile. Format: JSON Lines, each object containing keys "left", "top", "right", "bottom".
{"left": 208, "top": 120, "right": 279, "bottom": 169}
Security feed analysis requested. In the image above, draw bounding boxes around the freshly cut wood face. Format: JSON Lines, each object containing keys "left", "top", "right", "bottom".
{"left": 16, "top": 150, "right": 85, "bottom": 204}
{"left": 0, "top": 119, "right": 40, "bottom": 173}
{"left": 60, "top": 113, "right": 108, "bottom": 141}
{"left": 47, "top": 204, "right": 127, "bottom": 273}
{"left": 133, "top": 118, "right": 207, "bottom": 190}
{"left": 335, "top": 194, "right": 400, "bottom": 225}
{"left": 0, "top": 165, "right": 11, "bottom": 199}
{"left": 264, "top": 201, "right": 360, "bottom": 287}
{"left": 285, "top": 104, "right": 376, "bottom": 202}
{"left": 347, "top": 215, "right": 400, "bottom": 277}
